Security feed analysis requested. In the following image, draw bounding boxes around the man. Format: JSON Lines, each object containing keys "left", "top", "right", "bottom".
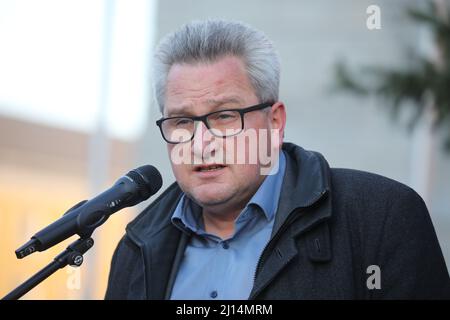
{"left": 105, "top": 19, "right": 450, "bottom": 299}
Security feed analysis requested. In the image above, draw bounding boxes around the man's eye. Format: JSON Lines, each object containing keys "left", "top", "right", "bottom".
{"left": 216, "top": 113, "right": 237, "bottom": 120}
{"left": 175, "top": 119, "right": 191, "bottom": 125}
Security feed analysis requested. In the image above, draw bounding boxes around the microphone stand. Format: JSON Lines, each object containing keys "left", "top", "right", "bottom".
{"left": 2, "top": 237, "right": 94, "bottom": 300}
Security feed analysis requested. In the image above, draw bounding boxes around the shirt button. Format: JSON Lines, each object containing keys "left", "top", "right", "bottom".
{"left": 210, "top": 290, "right": 218, "bottom": 299}
{"left": 222, "top": 241, "right": 229, "bottom": 249}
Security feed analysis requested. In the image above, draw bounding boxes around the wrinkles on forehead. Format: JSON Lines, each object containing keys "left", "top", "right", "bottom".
{"left": 167, "top": 96, "right": 245, "bottom": 117}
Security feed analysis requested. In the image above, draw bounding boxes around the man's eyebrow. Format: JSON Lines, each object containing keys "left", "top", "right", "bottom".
{"left": 205, "top": 97, "right": 243, "bottom": 106}
{"left": 166, "top": 97, "right": 243, "bottom": 117}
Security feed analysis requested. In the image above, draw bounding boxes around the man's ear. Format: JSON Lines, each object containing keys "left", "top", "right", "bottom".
{"left": 269, "top": 101, "right": 286, "bottom": 145}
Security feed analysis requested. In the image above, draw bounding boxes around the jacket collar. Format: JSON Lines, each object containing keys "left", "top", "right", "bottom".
{"left": 272, "top": 143, "right": 331, "bottom": 237}
{"left": 247, "top": 143, "right": 332, "bottom": 299}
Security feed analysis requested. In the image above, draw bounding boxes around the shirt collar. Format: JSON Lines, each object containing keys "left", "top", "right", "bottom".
{"left": 244, "top": 150, "right": 286, "bottom": 221}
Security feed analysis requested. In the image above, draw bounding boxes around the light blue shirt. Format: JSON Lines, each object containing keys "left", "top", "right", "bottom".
{"left": 170, "top": 151, "right": 286, "bottom": 300}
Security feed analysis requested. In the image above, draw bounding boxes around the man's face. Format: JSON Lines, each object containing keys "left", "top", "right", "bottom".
{"left": 163, "top": 55, "right": 285, "bottom": 214}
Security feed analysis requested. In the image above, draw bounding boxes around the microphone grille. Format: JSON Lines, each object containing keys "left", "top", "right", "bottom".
{"left": 126, "top": 165, "right": 163, "bottom": 199}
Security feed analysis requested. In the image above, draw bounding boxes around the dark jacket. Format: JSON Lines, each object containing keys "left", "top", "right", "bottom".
{"left": 105, "top": 143, "right": 450, "bottom": 299}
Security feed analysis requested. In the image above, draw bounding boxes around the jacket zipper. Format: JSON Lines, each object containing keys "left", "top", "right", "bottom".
{"left": 250, "top": 189, "right": 328, "bottom": 299}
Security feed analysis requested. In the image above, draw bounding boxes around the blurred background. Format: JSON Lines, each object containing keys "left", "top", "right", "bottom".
{"left": 1, "top": 0, "right": 449, "bottom": 299}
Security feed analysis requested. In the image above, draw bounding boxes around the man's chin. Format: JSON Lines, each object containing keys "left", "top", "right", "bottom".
{"left": 188, "top": 185, "right": 234, "bottom": 207}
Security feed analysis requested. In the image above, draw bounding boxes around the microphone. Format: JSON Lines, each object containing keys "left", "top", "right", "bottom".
{"left": 15, "top": 165, "right": 163, "bottom": 259}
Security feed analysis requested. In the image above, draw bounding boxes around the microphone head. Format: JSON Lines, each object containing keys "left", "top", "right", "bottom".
{"left": 126, "top": 165, "right": 163, "bottom": 200}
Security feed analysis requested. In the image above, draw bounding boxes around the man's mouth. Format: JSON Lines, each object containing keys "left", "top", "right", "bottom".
{"left": 194, "top": 164, "right": 227, "bottom": 172}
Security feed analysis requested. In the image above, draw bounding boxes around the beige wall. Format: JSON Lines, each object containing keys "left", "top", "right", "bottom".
{"left": 0, "top": 116, "right": 136, "bottom": 299}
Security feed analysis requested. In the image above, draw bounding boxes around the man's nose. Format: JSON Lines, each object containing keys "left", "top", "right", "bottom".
{"left": 192, "top": 121, "right": 209, "bottom": 160}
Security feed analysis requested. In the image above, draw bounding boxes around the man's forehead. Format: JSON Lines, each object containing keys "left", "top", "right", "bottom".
{"left": 163, "top": 56, "right": 256, "bottom": 116}
{"left": 166, "top": 56, "right": 251, "bottom": 90}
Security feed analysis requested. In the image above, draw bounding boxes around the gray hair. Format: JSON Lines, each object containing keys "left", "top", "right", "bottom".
{"left": 153, "top": 19, "right": 280, "bottom": 113}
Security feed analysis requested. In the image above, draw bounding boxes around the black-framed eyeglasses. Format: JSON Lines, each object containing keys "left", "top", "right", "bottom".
{"left": 156, "top": 102, "right": 273, "bottom": 144}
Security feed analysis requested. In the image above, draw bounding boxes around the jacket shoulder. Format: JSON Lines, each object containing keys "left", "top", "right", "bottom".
{"left": 330, "top": 168, "right": 417, "bottom": 200}
{"left": 328, "top": 167, "right": 426, "bottom": 238}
